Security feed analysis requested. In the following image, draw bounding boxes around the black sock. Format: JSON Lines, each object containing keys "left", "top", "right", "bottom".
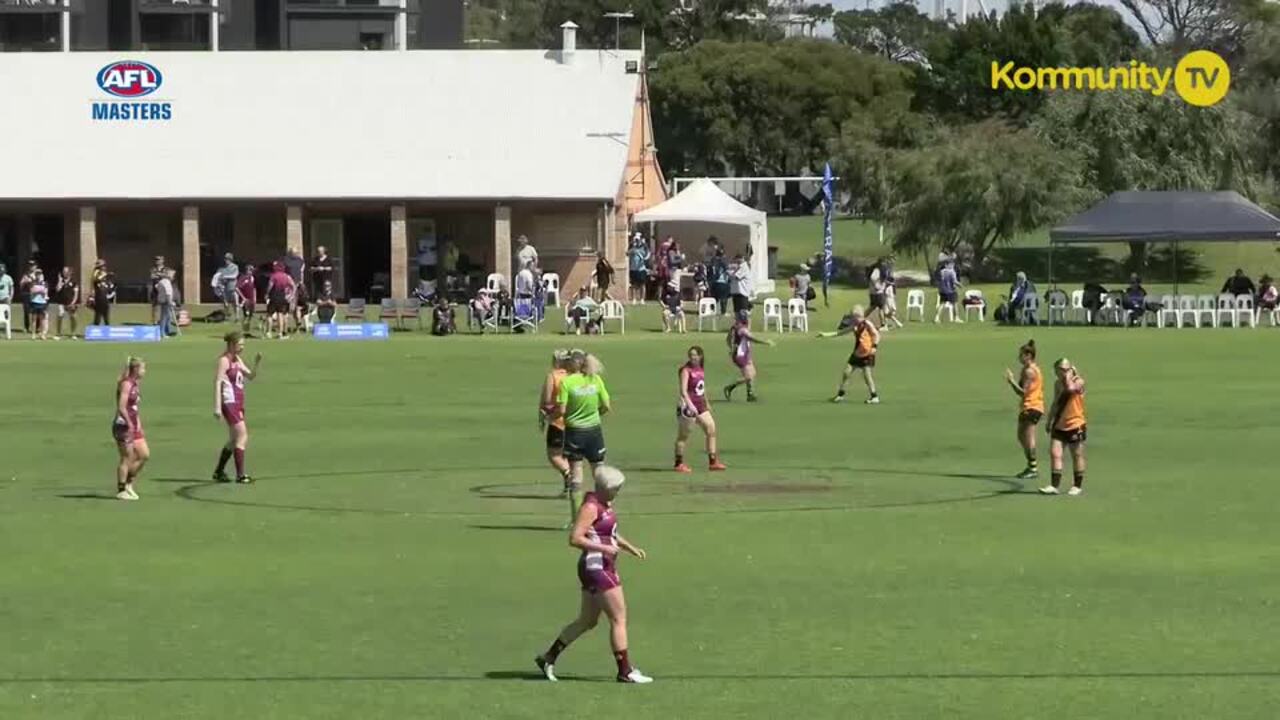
{"left": 674, "top": 453, "right": 684, "bottom": 466}
{"left": 614, "top": 649, "right": 631, "bottom": 676}
{"left": 1051, "top": 471, "right": 1062, "bottom": 488}
{"left": 216, "top": 448, "right": 232, "bottom": 474}
{"left": 708, "top": 453, "right": 718, "bottom": 464}
{"left": 544, "top": 638, "right": 567, "bottom": 663}
{"left": 836, "top": 389, "right": 846, "bottom": 397}
{"left": 1073, "top": 472, "right": 1084, "bottom": 489}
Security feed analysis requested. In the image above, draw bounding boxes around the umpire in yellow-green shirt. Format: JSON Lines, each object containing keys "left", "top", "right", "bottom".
{"left": 556, "top": 350, "right": 611, "bottom": 519}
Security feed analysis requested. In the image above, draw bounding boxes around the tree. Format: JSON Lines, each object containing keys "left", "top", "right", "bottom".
{"left": 650, "top": 39, "right": 912, "bottom": 180}
{"left": 879, "top": 122, "right": 1087, "bottom": 270}
{"left": 1115, "top": 0, "right": 1266, "bottom": 59}
{"left": 833, "top": 1, "right": 944, "bottom": 65}
{"left": 915, "top": 3, "right": 1143, "bottom": 122}
{"left": 1033, "top": 89, "right": 1272, "bottom": 267}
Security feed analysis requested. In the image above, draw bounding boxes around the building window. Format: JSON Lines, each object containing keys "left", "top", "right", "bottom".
{"left": 140, "top": 12, "right": 210, "bottom": 51}
{"left": 0, "top": 12, "right": 61, "bottom": 52}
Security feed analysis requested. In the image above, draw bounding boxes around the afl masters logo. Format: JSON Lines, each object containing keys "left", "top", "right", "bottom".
{"left": 92, "top": 60, "right": 173, "bottom": 122}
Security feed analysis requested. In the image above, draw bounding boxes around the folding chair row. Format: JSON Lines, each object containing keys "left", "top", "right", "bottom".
{"left": 341, "top": 298, "right": 424, "bottom": 329}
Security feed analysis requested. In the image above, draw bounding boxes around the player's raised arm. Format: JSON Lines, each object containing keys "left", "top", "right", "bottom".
{"left": 244, "top": 352, "right": 263, "bottom": 381}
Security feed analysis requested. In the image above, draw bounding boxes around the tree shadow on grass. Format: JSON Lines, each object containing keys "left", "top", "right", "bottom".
{"left": 483, "top": 670, "right": 598, "bottom": 683}
{"left": 468, "top": 524, "right": 563, "bottom": 533}
{"left": 57, "top": 492, "right": 117, "bottom": 501}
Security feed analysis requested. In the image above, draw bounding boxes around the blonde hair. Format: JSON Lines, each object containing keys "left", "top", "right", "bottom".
{"left": 593, "top": 465, "right": 626, "bottom": 493}
{"left": 583, "top": 353, "right": 605, "bottom": 377}
{"left": 120, "top": 356, "right": 143, "bottom": 381}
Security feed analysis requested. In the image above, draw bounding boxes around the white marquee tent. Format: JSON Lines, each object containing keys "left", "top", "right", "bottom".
{"left": 634, "top": 178, "right": 773, "bottom": 292}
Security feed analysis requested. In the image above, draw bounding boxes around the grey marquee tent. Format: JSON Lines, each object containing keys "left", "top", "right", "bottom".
{"left": 1048, "top": 191, "right": 1280, "bottom": 288}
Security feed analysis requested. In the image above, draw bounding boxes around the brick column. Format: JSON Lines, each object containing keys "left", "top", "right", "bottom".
{"left": 494, "top": 205, "right": 512, "bottom": 285}
{"left": 286, "top": 205, "right": 304, "bottom": 257}
{"left": 182, "top": 206, "right": 200, "bottom": 304}
{"left": 77, "top": 207, "right": 97, "bottom": 294}
{"left": 390, "top": 204, "right": 408, "bottom": 300}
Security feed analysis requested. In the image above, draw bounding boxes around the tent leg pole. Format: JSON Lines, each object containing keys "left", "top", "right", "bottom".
{"left": 1048, "top": 243, "right": 1054, "bottom": 289}
{"left": 1173, "top": 241, "right": 1178, "bottom": 295}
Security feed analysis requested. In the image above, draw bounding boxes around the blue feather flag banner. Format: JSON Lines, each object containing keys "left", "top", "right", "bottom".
{"left": 821, "top": 162, "right": 834, "bottom": 307}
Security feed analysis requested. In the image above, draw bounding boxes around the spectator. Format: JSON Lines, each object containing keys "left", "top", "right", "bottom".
{"left": 1081, "top": 282, "right": 1107, "bottom": 325}
{"left": 19, "top": 261, "right": 36, "bottom": 334}
{"left": 691, "top": 261, "right": 709, "bottom": 299}
{"left": 569, "top": 286, "right": 599, "bottom": 335}
{"left": 868, "top": 261, "right": 888, "bottom": 327}
{"left": 155, "top": 268, "right": 177, "bottom": 338}
{"left": 666, "top": 238, "right": 685, "bottom": 273}
{"left": 0, "top": 262, "right": 12, "bottom": 315}
{"left": 212, "top": 253, "right": 240, "bottom": 318}
{"left": 413, "top": 279, "right": 435, "bottom": 305}
{"left": 515, "top": 261, "right": 537, "bottom": 301}
{"left": 626, "top": 233, "right": 651, "bottom": 304}
{"left": 266, "top": 261, "right": 295, "bottom": 339}
{"left": 729, "top": 254, "right": 754, "bottom": 315}
{"left": 469, "top": 289, "right": 497, "bottom": 330}
{"left": 702, "top": 236, "right": 721, "bottom": 264}
{"left": 791, "top": 263, "right": 815, "bottom": 308}
{"left": 1258, "top": 275, "right": 1277, "bottom": 313}
{"left": 934, "top": 260, "right": 961, "bottom": 323}
{"left": 431, "top": 295, "right": 456, "bottom": 336}
{"left": 879, "top": 256, "right": 903, "bottom": 329}
{"left": 415, "top": 233, "right": 437, "bottom": 282}
{"left": 54, "top": 266, "right": 80, "bottom": 339}
{"left": 661, "top": 281, "right": 686, "bottom": 334}
{"left": 708, "top": 249, "right": 730, "bottom": 315}
{"left": 441, "top": 238, "right": 460, "bottom": 279}
{"left": 655, "top": 236, "right": 674, "bottom": 288}
{"left": 515, "top": 235, "right": 538, "bottom": 274}
{"left": 90, "top": 259, "right": 112, "bottom": 326}
{"left": 315, "top": 279, "right": 338, "bottom": 324}
{"left": 236, "top": 264, "right": 257, "bottom": 333}
{"left": 1008, "top": 271, "right": 1038, "bottom": 325}
{"left": 1123, "top": 274, "right": 1148, "bottom": 326}
{"left": 149, "top": 256, "right": 168, "bottom": 325}
{"left": 28, "top": 268, "right": 50, "bottom": 340}
{"left": 310, "top": 245, "right": 335, "bottom": 294}
{"left": 282, "top": 247, "right": 305, "bottom": 288}
{"left": 1221, "top": 268, "right": 1257, "bottom": 298}
{"left": 595, "top": 255, "right": 615, "bottom": 302}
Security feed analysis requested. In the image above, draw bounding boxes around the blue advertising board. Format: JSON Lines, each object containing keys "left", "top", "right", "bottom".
{"left": 84, "top": 326, "right": 163, "bottom": 342}
{"left": 312, "top": 323, "right": 390, "bottom": 341}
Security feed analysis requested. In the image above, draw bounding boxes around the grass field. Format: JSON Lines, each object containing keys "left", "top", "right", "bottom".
{"left": 2, "top": 304, "right": 1279, "bottom": 719}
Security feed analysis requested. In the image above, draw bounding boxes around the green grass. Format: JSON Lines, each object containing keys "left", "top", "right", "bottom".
{"left": 768, "top": 215, "right": 1280, "bottom": 293}
{"left": 2, "top": 307, "right": 1280, "bottom": 719}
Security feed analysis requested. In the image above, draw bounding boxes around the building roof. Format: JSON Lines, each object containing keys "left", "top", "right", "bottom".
{"left": 0, "top": 49, "right": 643, "bottom": 202}
{"left": 633, "top": 178, "right": 767, "bottom": 226}
{"left": 1050, "top": 191, "right": 1280, "bottom": 243}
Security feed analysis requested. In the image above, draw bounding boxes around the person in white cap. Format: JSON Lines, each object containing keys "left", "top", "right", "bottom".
{"left": 626, "top": 233, "right": 651, "bottom": 305}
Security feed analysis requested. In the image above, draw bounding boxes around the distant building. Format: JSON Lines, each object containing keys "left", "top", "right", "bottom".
{"left": 0, "top": 20, "right": 667, "bottom": 302}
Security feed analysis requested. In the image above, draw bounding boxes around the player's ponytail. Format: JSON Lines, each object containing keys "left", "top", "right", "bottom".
{"left": 1020, "top": 339, "right": 1036, "bottom": 359}
{"left": 120, "top": 355, "right": 142, "bottom": 381}
{"left": 584, "top": 353, "right": 605, "bottom": 377}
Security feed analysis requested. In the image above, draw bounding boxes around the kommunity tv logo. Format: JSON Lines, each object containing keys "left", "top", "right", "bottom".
{"left": 990, "top": 50, "right": 1230, "bottom": 107}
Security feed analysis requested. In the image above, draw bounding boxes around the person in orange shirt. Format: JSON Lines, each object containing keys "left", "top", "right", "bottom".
{"left": 539, "top": 350, "right": 573, "bottom": 495}
{"left": 1043, "top": 357, "right": 1087, "bottom": 496}
{"left": 822, "top": 305, "right": 881, "bottom": 404}
{"left": 1003, "top": 339, "right": 1044, "bottom": 480}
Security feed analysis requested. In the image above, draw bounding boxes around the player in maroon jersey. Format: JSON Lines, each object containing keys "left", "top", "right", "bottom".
{"left": 723, "top": 309, "right": 773, "bottom": 402}
{"left": 235, "top": 263, "right": 257, "bottom": 335}
{"left": 212, "top": 331, "right": 262, "bottom": 484}
{"left": 111, "top": 356, "right": 149, "bottom": 501}
{"left": 674, "top": 346, "right": 726, "bottom": 473}
{"left": 536, "top": 466, "right": 653, "bottom": 684}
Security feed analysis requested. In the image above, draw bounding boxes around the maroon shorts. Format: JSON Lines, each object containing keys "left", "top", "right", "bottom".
{"left": 577, "top": 559, "right": 621, "bottom": 594}
{"left": 732, "top": 355, "right": 752, "bottom": 369}
{"left": 221, "top": 403, "right": 246, "bottom": 427}
{"left": 112, "top": 420, "right": 143, "bottom": 444}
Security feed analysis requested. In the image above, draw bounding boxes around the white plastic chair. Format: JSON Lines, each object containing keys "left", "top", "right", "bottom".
{"left": 600, "top": 300, "right": 625, "bottom": 334}
{"left": 786, "top": 298, "right": 808, "bottom": 332}
{"left": 762, "top": 297, "right": 784, "bottom": 332}
{"left": 1157, "top": 295, "right": 1179, "bottom": 328}
{"left": 1262, "top": 304, "right": 1280, "bottom": 327}
{"left": 1196, "top": 295, "right": 1217, "bottom": 328}
{"left": 0, "top": 304, "right": 10, "bottom": 339}
{"left": 905, "top": 289, "right": 925, "bottom": 322}
{"left": 1045, "top": 290, "right": 1068, "bottom": 325}
{"left": 697, "top": 297, "right": 719, "bottom": 331}
{"left": 1100, "top": 293, "right": 1124, "bottom": 326}
{"left": 962, "top": 290, "right": 985, "bottom": 322}
{"left": 485, "top": 273, "right": 505, "bottom": 294}
{"left": 402, "top": 297, "right": 424, "bottom": 330}
{"left": 511, "top": 297, "right": 538, "bottom": 333}
{"left": 1070, "top": 289, "right": 1087, "bottom": 323}
{"left": 1175, "top": 295, "right": 1197, "bottom": 328}
{"left": 1235, "top": 294, "right": 1257, "bottom": 328}
{"left": 342, "top": 298, "right": 367, "bottom": 322}
{"left": 1020, "top": 293, "right": 1040, "bottom": 325}
{"left": 542, "top": 273, "right": 561, "bottom": 307}
{"left": 379, "top": 298, "right": 400, "bottom": 329}
{"left": 1216, "top": 294, "right": 1237, "bottom": 328}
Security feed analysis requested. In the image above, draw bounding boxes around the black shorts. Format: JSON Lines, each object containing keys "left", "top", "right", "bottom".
{"left": 630, "top": 270, "right": 648, "bottom": 286}
{"left": 848, "top": 352, "right": 875, "bottom": 369}
{"left": 267, "top": 297, "right": 288, "bottom": 314}
{"left": 940, "top": 291, "right": 957, "bottom": 304}
{"left": 564, "top": 426, "right": 607, "bottom": 464}
{"left": 545, "top": 425, "right": 566, "bottom": 451}
{"left": 869, "top": 294, "right": 886, "bottom": 310}
{"left": 1051, "top": 425, "right": 1087, "bottom": 444}
{"left": 1019, "top": 409, "right": 1044, "bottom": 425}
{"left": 732, "top": 294, "right": 751, "bottom": 313}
